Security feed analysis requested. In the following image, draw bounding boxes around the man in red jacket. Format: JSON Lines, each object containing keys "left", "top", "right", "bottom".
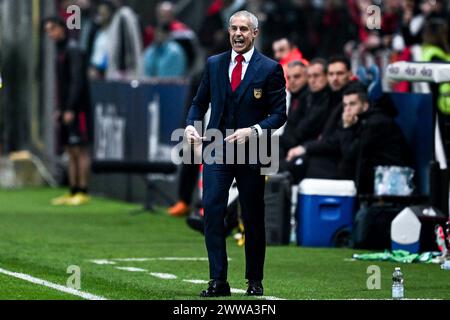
{"left": 272, "top": 37, "right": 309, "bottom": 85}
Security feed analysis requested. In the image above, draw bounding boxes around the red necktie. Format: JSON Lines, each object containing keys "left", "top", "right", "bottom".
{"left": 231, "top": 54, "right": 244, "bottom": 92}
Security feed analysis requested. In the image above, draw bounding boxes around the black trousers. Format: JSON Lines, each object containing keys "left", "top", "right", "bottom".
{"left": 202, "top": 162, "right": 266, "bottom": 281}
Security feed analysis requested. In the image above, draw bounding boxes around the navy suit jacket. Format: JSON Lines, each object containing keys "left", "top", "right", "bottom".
{"left": 186, "top": 49, "right": 287, "bottom": 133}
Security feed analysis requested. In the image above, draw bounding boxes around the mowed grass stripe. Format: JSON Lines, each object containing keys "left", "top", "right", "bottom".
{"left": 0, "top": 273, "right": 82, "bottom": 300}
{"left": 0, "top": 267, "right": 106, "bottom": 300}
{"left": 0, "top": 188, "right": 449, "bottom": 300}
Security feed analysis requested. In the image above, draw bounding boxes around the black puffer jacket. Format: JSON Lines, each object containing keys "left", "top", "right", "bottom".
{"left": 338, "top": 105, "right": 412, "bottom": 194}
{"left": 304, "top": 96, "right": 412, "bottom": 193}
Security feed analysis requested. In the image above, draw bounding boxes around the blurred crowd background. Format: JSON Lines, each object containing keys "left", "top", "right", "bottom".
{"left": 55, "top": 0, "right": 450, "bottom": 83}
{"left": 0, "top": 0, "right": 449, "bottom": 157}
{"left": 0, "top": 0, "right": 449, "bottom": 199}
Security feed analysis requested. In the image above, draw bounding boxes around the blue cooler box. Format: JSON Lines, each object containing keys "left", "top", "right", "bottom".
{"left": 297, "top": 179, "right": 356, "bottom": 247}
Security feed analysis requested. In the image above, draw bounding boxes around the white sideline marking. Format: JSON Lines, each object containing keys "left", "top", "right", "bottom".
{"left": 149, "top": 272, "right": 177, "bottom": 279}
{"left": 0, "top": 267, "right": 107, "bottom": 300}
{"left": 228, "top": 288, "right": 287, "bottom": 301}
{"left": 258, "top": 296, "right": 287, "bottom": 301}
{"left": 111, "top": 258, "right": 154, "bottom": 262}
{"left": 183, "top": 279, "right": 209, "bottom": 284}
{"left": 230, "top": 288, "right": 247, "bottom": 294}
{"left": 90, "top": 258, "right": 287, "bottom": 300}
{"left": 115, "top": 267, "right": 147, "bottom": 272}
{"left": 91, "top": 259, "right": 116, "bottom": 265}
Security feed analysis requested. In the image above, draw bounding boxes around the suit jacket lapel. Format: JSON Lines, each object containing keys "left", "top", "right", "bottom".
{"left": 218, "top": 51, "right": 232, "bottom": 104}
{"left": 234, "top": 49, "right": 262, "bottom": 104}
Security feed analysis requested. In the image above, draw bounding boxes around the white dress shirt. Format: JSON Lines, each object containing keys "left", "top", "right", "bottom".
{"left": 228, "top": 47, "right": 254, "bottom": 81}
{"left": 228, "top": 47, "right": 262, "bottom": 136}
{"left": 186, "top": 46, "right": 263, "bottom": 136}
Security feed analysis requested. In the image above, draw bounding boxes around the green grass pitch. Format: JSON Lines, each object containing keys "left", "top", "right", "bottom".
{"left": 0, "top": 188, "right": 448, "bottom": 300}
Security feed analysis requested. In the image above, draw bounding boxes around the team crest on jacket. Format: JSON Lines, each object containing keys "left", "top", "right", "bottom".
{"left": 254, "top": 88, "right": 262, "bottom": 99}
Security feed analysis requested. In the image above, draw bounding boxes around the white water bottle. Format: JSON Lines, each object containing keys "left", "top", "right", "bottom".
{"left": 392, "top": 267, "right": 404, "bottom": 300}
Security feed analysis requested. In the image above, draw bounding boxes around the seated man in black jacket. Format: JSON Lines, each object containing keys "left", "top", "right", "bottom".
{"left": 337, "top": 90, "right": 412, "bottom": 194}
{"left": 302, "top": 56, "right": 362, "bottom": 178}
{"left": 279, "top": 58, "right": 331, "bottom": 166}
{"left": 279, "top": 61, "right": 308, "bottom": 150}
{"left": 286, "top": 87, "right": 411, "bottom": 193}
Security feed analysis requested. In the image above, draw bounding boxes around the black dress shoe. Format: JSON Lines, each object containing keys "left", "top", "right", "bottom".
{"left": 246, "top": 280, "right": 264, "bottom": 296}
{"left": 200, "top": 280, "right": 231, "bottom": 298}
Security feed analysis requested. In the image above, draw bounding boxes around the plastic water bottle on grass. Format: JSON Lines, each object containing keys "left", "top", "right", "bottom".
{"left": 392, "top": 267, "right": 404, "bottom": 300}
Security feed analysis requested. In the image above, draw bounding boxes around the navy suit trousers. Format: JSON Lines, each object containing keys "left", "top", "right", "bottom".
{"left": 202, "top": 162, "right": 266, "bottom": 281}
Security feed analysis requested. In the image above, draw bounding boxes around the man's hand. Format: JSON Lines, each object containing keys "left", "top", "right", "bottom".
{"left": 185, "top": 125, "right": 205, "bottom": 145}
{"left": 286, "top": 145, "right": 306, "bottom": 162}
{"left": 342, "top": 112, "right": 359, "bottom": 129}
{"left": 63, "top": 111, "right": 75, "bottom": 125}
{"left": 224, "top": 128, "right": 252, "bottom": 144}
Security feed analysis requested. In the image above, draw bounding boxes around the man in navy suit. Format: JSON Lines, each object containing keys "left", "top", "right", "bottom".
{"left": 185, "top": 10, "right": 287, "bottom": 297}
